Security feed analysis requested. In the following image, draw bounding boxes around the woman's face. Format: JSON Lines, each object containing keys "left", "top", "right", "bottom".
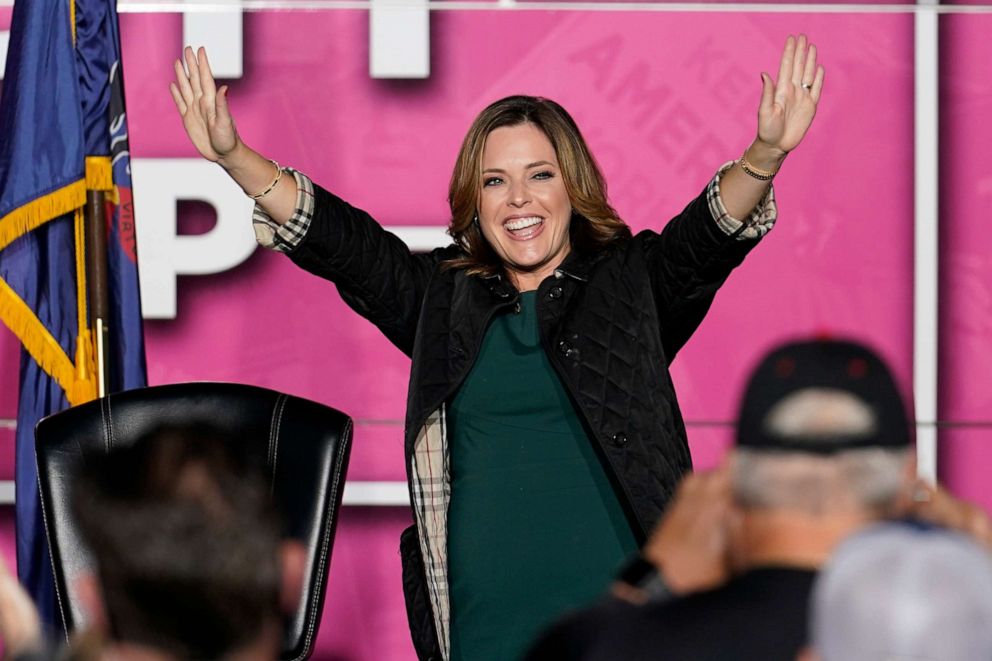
{"left": 478, "top": 122, "right": 572, "bottom": 291}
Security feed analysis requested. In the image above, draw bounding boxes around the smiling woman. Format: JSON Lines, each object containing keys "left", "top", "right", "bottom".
{"left": 171, "top": 34, "right": 824, "bottom": 661}
{"left": 476, "top": 124, "right": 573, "bottom": 288}
{"left": 445, "top": 96, "right": 633, "bottom": 291}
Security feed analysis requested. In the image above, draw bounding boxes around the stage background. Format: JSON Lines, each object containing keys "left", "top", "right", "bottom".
{"left": 2, "top": 4, "right": 991, "bottom": 659}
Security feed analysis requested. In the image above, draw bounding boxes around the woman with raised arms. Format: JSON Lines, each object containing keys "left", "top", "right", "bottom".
{"left": 171, "top": 35, "right": 823, "bottom": 661}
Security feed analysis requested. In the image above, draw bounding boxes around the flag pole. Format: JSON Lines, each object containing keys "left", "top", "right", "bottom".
{"left": 84, "top": 187, "right": 110, "bottom": 398}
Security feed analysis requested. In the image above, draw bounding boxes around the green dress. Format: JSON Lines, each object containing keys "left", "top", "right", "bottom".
{"left": 447, "top": 290, "right": 638, "bottom": 661}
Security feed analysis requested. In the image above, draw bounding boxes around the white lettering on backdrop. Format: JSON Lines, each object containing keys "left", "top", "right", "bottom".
{"left": 132, "top": 159, "right": 450, "bottom": 319}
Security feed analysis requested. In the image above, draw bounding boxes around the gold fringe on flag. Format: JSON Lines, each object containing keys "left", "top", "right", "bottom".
{"left": 0, "top": 276, "right": 95, "bottom": 405}
{"left": 0, "top": 181, "right": 99, "bottom": 406}
{"left": 0, "top": 180, "right": 86, "bottom": 252}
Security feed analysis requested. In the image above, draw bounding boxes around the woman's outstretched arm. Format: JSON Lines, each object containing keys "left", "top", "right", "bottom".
{"left": 170, "top": 46, "right": 297, "bottom": 224}
{"left": 720, "top": 34, "right": 824, "bottom": 220}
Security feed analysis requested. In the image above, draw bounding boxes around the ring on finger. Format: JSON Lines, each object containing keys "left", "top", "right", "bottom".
{"left": 801, "top": 82, "right": 813, "bottom": 91}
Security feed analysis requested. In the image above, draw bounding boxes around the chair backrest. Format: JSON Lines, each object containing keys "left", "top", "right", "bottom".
{"left": 34, "top": 382, "right": 353, "bottom": 661}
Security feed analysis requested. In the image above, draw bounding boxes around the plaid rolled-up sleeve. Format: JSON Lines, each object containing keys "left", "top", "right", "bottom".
{"left": 252, "top": 168, "right": 315, "bottom": 253}
{"left": 706, "top": 160, "right": 777, "bottom": 240}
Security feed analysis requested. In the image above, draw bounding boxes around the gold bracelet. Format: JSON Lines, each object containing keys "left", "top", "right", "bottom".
{"left": 739, "top": 150, "right": 778, "bottom": 181}
{"left": 248, "top": 160, "right": 283, "bottom": 200}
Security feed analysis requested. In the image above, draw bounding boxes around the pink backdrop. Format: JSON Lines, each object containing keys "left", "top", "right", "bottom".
{"left": 2, "top": 7, "right": 989, "bottom": 660}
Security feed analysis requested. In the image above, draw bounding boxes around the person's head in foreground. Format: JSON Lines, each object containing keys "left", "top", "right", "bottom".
{"left": 729, "top": 338, "right": 916, "bottom": 568}
{"left": 805, "top": 521, "right": 992, "bottom": 661}
{"left": 72, "top": 424, "right": 305, "bottom": 660}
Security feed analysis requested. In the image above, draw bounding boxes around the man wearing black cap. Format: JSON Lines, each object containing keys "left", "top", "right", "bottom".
{"left": 527, "top": 338, "right": 920, "bottom": 661}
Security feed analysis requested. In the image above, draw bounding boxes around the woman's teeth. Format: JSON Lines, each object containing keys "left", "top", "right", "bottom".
{"left": 505, "top": 217, "right": 542, "bottom": 231}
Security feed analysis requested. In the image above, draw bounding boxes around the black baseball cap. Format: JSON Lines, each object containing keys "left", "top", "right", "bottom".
{"left": 736, "top": 339, "right": 912, "bottom": 453}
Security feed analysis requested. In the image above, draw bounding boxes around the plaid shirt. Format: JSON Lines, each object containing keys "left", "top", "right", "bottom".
{"left": 252, "top": 168, "right": 315, "bottom": 252}
{"left": 253, "top": 162, "right": 777, "bottom": 659}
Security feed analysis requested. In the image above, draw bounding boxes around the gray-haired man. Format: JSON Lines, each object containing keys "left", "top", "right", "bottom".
{"left": 529, "top": 338, "right": 989, "bottom": 661}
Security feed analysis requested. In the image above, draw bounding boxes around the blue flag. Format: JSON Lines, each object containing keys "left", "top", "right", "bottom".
{"left": 0, "top": 0, "right": 147, "bottom": 624}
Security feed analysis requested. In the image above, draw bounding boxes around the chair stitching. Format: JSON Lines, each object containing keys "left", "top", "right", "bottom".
{"left": 268, "top": 394, "right": 288, "bottom": 495}
{"left": 101, "top": 397, "right": 112, "bottom": 453}
{"left": 35, "top": 467, "right": 72, "bottom": 640}
{"left": 299, "top": 417, "right": 352, "bottom": 660}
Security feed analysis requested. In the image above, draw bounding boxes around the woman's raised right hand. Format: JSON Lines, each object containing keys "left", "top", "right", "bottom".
{"left": 170, "top": 46, "right": 238, "bottom": 163}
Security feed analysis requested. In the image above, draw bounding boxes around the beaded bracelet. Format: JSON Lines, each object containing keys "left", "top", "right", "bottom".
{"left": 248, "top": 160, "right": 283, "bottom": 200}
{"left": 739, "top": 151, "right": 778, "bottom": 181}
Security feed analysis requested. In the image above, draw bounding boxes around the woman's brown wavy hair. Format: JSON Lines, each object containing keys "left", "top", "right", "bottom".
{"left": 446, "top": 95, "right": 631, "bottom": 276}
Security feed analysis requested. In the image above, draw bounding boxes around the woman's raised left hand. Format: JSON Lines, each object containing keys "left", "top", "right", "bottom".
{"left": 754, "top": 34, "right": 824, "bottom": 159}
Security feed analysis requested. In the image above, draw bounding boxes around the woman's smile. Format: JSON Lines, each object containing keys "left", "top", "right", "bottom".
{"left": 502, "top": 215, "right": 545, "bottom": 239}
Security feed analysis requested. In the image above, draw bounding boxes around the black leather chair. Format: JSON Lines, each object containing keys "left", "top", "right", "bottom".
{"left": 34, "top": 382, "right": 353, "bottom": 661}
